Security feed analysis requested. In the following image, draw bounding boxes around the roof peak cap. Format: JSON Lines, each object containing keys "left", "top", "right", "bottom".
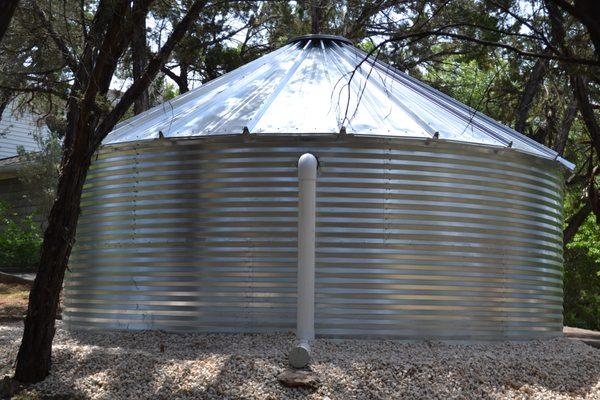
{"left": 287, "top": 34, "right": 352, "bottom": 45}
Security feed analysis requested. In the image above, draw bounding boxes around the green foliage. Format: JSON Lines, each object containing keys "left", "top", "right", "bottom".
{"left": 563, "top": 246, "right": 600, "bottom": 330}
{"left": 567, "top": 215, "right": 600, "bottom": 266}
{"left": 16, "top": 131, "right": 61, "bottom": 226}
{"left": 420, "top": 55, "right": 519, "bottom": 124}
{"left": 0, "top": 202, "right": 42, "bottom": 270}
{"left": 162, "top": 82, "right": 179, "bottom": 101}
{"left": 356, "top": 40, "right": 376, "bottom": 54}
{"left": 0, "top": 132, "right": 55, "bottom": 271}
{"left": 562, "top": 189, "right": 600, "bottom": 329}
{"left": 203, "top": 45, "right": 246, "bottom": 81}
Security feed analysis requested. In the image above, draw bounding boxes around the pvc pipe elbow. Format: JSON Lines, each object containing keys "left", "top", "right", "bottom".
{"left": 298, "top": 153, "right": 318, "bottom": 180}
{"left": 289, "top": 340, "right": 311, "bottom": 368}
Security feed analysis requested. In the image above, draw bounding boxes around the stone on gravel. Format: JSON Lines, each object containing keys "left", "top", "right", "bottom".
{"left": 278, "top": 369, "right": 320, "bottom": 389}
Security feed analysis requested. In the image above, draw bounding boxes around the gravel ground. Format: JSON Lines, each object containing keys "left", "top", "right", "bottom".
{"left": 2, "top": 322, "right": 600, "bottom": 399}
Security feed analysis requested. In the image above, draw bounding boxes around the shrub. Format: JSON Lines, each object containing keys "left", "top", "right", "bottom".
{"left": 0, "top": 202, "right": 42, "bottom": 270}
{"left": 563, "top": 196, "right": 600, "bottom": 331}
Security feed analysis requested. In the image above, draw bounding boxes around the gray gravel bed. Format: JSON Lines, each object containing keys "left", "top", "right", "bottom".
{"left": 2, "top": 321, "right": 600, "bottom": 399}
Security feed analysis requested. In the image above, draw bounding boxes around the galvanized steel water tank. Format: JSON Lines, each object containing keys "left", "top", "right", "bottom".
{"left": 65, "top": 35, "right": 571, "bottom": 340}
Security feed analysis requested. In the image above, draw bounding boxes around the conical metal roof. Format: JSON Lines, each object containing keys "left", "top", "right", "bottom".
{"left": 105, "top": 34, "right": 572, "bottom": 168}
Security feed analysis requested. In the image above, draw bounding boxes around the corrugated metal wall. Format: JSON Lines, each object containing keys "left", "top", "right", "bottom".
{"left": 65, "top": 136, "right": 564, "bottom": 340}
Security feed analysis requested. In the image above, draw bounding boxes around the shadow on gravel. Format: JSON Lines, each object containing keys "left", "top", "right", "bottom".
{"left": 5, "top": 327, "right": 600, "bottom": 399}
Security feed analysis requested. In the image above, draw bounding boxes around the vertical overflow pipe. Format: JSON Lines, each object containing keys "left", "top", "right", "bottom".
{"left": 289, "top": 153, "right": 318, "bottom": 368}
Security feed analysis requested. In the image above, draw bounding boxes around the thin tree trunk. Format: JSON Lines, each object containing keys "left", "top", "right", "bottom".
{"left": 132, "top": 10, "right": 149, "bottom": 114}
{"left": 310, "top": 0, "right": 320, "bottom": 34}
{"left": 514, "top": 53, "right": 549, "bottom": 133}
{"left": 14, "top": 0, "right": 208, "bottom": 383}
{"left": 178, "top": 63, "right": 189, "bottom": 94}
{"left": 572, "top": 0, "right": 600, "bottom": 59}
{"left": 571, "top": 75, "right": 600, "bottom": 156}
{"left": 554, "top": 98, "right": 578, "bottom": 155}
{"left": 549, "top": 0, "right": 600, "bottom": 60}
{"left": 161, "top": 64, "right": 189, "bottom": 94}
{"left": 0, "top": 89, "right": 12, "bottom": 124}
{"left": 14, "top": 145, "right": 92, "bottom": 382}
{"left": 0, "top": 0, "right": 18, "bottom": 43}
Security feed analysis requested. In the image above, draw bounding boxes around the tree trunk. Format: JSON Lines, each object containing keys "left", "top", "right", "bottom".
{"left": 12, "top": 0, "right": 210, "bottom": 383}
{"left": 573, "top": 0, "right": 600, "bottom": 59}
{"left": 132, "top": 12, "right": 149, "bottom": 114}
{"left": 310, "top": 0, "right": 320, "bottom": 34}
{"left": 13, "top": 147, "right": 92, "bottom": 383}
{"left": 571, "top": 75, "right": 600, "bottom": 156}
{"left": 554, "top": 98, "right": 578, "bottom": 155}
{"left": 549, "top": 0, "right": 600, "bottom": 60}
{"left": 178, "top": 63, "right": 189, "bottom": 94}
{"left": 514, "top": 54, "right": 549, "bottom": 133}
{"left": 563, "top": 202, "right": 592, "bottom": 245}
{"left": 161, "top": 64, "right": 189, "bottom": 94}
{"left": 0, "top": 89, "right": 12, "bottom": 123}
{"left": 0, "top": 0, "right": 18, "bottom": 43}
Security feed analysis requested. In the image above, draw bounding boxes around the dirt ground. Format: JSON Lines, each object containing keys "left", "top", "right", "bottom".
{"left": 0, "top": 283, "right": 29, "bottom": 322}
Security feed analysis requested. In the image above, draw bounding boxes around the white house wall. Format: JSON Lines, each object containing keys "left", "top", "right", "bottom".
{"left": 0, "top": 102, "right": 48, "bottom": 159}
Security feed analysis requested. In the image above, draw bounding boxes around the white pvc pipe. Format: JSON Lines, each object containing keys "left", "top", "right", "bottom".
{"left": 290, "top": 153, "right": 318, "bottom": 368}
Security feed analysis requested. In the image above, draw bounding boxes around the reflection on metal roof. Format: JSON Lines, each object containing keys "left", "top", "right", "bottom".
{"left": 104, "top": 35, "right": 572, "bottom": 168}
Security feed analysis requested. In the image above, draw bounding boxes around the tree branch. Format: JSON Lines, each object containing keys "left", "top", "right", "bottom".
{"left": 161, "top": 66, "right": 181, "bottom": 82}
{"left": 549, "top": 0, "right": 600, "bottom": 59}
{"left": 554, "top": 97, "right": 578, "bottom": 155}
{"left": 0, "top": 0, "right": 19, "bottom": 43}
{"left": 571, "top": 75, "right": 600, "bottom": 156}
{"left": 386, "top": 28, "right": 600, "bottom": 67}
{"left": 515, "top": 50, "right": 550, "bottom": 133}
{"left": 564, "top": 202, "right": 592, "bottom": 245}
{"left": 30, "top": 0, "right": 78, "bottom": 72}
{"left": 0, "top": 84, "right": 68, "bottom": 100}
{"left": 93, "top": 0, "right": 209, "bottom": 146}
